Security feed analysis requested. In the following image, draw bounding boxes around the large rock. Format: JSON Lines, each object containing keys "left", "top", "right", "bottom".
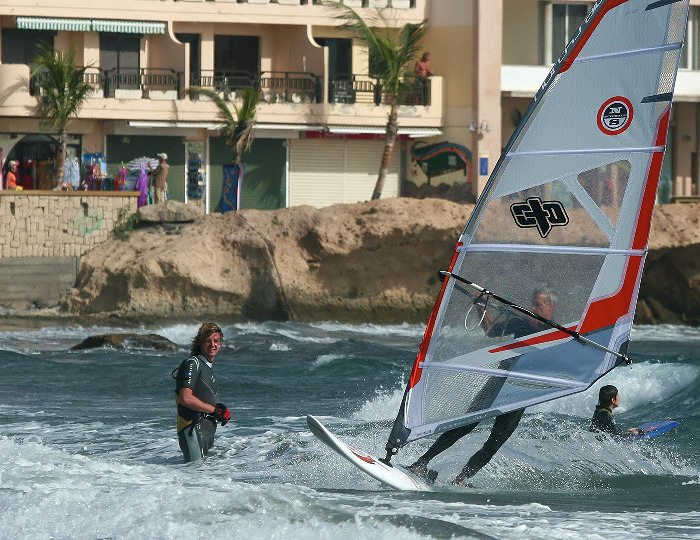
{"left": 71, "top": 333, "right": 178, "bottom": 351}
{"left": 138, "top": 200, "right": 201, "bottom": 223}
{"left": 59, "top": 199, "right": 700, "bottom": 326}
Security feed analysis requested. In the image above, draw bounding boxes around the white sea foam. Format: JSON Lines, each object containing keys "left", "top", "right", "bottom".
{"left": 533, "top": 360, "right": 698, "bottom": 417}
{"left": 312, "top": 353, "right": 348, "bottom": 367}
{"left": 353, "top": 381, "right": 406, "bottom": 421}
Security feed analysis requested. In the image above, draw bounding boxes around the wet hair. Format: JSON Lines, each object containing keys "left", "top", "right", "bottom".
{"left": 598, "top": 384, "right": 618, "bottom": 406}
{"left": 190, "top": 322, "right": 223, "bottom": 355}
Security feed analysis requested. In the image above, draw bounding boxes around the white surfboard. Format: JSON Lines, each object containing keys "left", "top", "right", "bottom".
{"left": 306, "top": 415, "right": 433, "bottom": 492}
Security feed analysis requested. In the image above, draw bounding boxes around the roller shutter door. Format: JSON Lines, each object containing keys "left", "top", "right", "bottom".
{"left": 289, "top": 139, "right": 400, "bottom": 207}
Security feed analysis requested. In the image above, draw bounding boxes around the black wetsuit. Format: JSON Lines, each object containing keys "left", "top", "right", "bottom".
{"left": 174, "top": 354, "right": 219, "bottom": 463}
{"left": 589, "top": 405, "right": 621, "bottom": 435}
{"left": 414, "top": 314, "right": 536, "bottom": 480}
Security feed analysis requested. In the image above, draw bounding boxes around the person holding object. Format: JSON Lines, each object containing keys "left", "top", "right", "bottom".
{"left": 148, "top": 152, "right": 169, "bottom": 204}
{"left": 590, "top": 385, "right": 641, "bottom": 437}
{"left": 407, "top": 289, "right": 557, "bottom": 486}
{"left": 173, "top": 322, "right": 231, "bottom": 463}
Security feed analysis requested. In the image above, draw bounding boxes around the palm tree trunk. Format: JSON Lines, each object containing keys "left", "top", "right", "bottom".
{"left": 371, "top": 102, "right": 399, "bottom": 200}
{"left": 55, "top": 128, "right": 67, "bottom": 186}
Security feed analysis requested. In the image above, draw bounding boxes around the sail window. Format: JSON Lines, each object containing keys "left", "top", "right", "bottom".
{"left": 575, "top": 160, "right": 630, "bottom": 224}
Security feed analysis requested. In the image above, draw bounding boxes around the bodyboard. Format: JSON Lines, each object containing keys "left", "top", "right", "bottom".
{"left": 306, "top": 415, "right": 432, "bottom": 492}
{"left": 635, "top": 419, "right": 679, "bottom": 440}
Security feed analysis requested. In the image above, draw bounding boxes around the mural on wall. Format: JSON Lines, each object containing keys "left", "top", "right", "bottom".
{"left": 410, "top": 141, "right": 472, "bottom": 185}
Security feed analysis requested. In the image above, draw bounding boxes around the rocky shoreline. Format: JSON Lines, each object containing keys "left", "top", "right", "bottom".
{"left": 37, "top": 198, "right": 696, "bottom": 327}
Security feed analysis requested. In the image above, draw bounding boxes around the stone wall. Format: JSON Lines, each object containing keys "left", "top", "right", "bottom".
{"left": 0, "top": 191, "right": 138, "bottom": 258}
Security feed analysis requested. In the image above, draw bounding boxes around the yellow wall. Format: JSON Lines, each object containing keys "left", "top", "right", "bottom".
{"left": 502, "top": 0, "right": 539, "bottom": 65}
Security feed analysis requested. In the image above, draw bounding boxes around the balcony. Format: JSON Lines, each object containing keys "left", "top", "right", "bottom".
{"left": 27, "top": 66, "right": 433, "bottom": 107}
{"left": 1, "top": 62, "right": 442, "bottom": 131}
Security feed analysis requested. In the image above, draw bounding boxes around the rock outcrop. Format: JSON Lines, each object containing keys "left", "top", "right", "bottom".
{"left": 71, "top": 333, "right": 178, "bottom": 351}
{"left": 58, "top": 198, "right": 700, "bottom": 326}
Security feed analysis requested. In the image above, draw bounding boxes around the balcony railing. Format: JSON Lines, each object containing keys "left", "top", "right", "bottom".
{"left": 191, "top": 70, "right": 322, "bottom": 103}
{"left": 329, "top": 75, "right": 431, "bottom": 106}
{"left": 30, "top": 66, "right": 431, "bottom": 106}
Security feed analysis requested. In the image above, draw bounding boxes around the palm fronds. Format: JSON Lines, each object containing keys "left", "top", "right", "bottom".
{"left": 31, "top": 43, "right": 93, "bottom": 131}
{"left": 187, "top": 86, "right": 258, "bottom": 164}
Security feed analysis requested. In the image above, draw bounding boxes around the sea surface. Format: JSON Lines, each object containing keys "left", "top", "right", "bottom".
{"left": 0, "top": 321, "right": 697, "bottom": 539}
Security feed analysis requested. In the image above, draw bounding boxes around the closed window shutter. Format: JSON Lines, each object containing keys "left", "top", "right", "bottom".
{"left": 289, "top": 139, "right": 399, "bottom": 208}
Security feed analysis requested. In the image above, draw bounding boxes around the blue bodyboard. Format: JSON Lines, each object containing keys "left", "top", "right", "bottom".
{"left": 635, "top": 420, "right": 679, "bottom": 440}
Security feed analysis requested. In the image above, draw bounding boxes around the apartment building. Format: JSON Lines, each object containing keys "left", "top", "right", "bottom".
{"left": 0, "top": 0, "right": 448, "bottom": 213}
{"left": 502, "top": 0, "right": 700, "bottom": 202}
{"left": 0, "top": 0, "right": 697, "bottom": 215}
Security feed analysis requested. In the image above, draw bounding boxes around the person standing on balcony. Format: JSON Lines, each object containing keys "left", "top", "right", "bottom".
{"left": 4, "top": 160, "right": 18, "bottom": 190}
{"left": 414, "top": 52, "right": 433, "bottom": 105}
{"left": 149, "top": 152, "right": 170, "bottom": 204}
{"left": 414, "top": 52, "right": 433, "bottom": 79}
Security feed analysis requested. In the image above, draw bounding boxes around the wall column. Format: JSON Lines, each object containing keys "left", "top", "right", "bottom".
{"left": 473, "top": 0, "right": 503, "bottom": 197}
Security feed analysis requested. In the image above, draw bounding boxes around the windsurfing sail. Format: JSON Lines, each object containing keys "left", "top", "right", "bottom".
{"left": 385, "top": 0, "right": 690, "bottom": 455}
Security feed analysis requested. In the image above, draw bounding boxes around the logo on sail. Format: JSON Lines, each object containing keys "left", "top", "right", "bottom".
{"left": 510, "top": 197, "right": 569, "bottom": 238}
{"left": 597, "top": 96, "right": 634, "bottom": 135}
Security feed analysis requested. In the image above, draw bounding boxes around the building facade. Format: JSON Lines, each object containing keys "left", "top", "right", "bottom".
{"left": 0, "top": 0, "right": 697, "bottom": 215}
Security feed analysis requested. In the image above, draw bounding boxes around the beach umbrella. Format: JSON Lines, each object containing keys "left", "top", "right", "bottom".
{"left": 126, "top": 156, "right": 159, "bottom": 171}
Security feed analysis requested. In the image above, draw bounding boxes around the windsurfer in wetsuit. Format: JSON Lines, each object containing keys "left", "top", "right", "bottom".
{"left": 590, "top": 384, "right": 640, "bottom": 437}
{"left": 174, "top": 322, "right": 231, "bottom": 463}
{"left": 407, "top": 289, "right": 557, "bottom": 486}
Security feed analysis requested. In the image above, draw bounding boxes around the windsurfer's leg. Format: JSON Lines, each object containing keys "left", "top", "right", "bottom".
{"left": 198, "top": 418, "right": 217, "bottom": 456}
{"left": 178, "top": 423, "right": 205, "bottom": 463}
{"left": 453, "top": 408, "right": 525, "bottom": 484}
{"left": 410, "top": 422, "right": 479, "bottom": 469}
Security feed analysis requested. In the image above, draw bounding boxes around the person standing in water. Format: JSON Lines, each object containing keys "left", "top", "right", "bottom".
{"left": 174, "top": 322, "right": 231, "bottom": 463}
{"left": 407, "top": 289, "right": 557, "bottom": 486}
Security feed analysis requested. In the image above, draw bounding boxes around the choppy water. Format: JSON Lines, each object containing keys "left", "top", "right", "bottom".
{"left": 0, "top": 321, "right": 698, "bottom": 539}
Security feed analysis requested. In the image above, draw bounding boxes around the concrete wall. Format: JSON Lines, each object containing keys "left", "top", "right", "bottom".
{"left": 0, "top": 191, "right": 138, "bottom": 258}
{"left": 0, "top": 256, "right": 78, "bottom": 310}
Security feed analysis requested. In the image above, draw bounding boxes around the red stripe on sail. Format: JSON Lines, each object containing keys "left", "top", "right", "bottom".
{"left": 559, "top": 0, "right": 629, "bottom": 74}
{"left": 489, "top": 326, "right": 577, "bottom": 353}
{"left": 579, "top": 109, "right": 669, "bottom": 333}
{"left": 633, "top": 108, "right": 670, "bottom": 250}
{"left": 408, "top": 242, "right": 462, "bottom": 389}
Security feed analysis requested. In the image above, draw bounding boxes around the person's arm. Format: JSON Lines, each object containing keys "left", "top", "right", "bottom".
{"left": 179, "top": 387, "right": 216, "bottom": 414}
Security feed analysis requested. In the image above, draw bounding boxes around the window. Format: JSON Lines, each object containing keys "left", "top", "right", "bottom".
{"left": 680, "top": 6, "right": 700, "bottom": 70}
{"left": 176, "top": 33, "right": 201, "bottom": 84}
{"left": 1, "top": 29, "right": 55, "bottom": 65}
{"left": 541, "top": 2, "right": 592, "bottom": 64}
{"left": 100, "top": 33, "right": 140, "bottom": 91}
{"left": 214, "top": 35, "right": 259, "bottom": 89}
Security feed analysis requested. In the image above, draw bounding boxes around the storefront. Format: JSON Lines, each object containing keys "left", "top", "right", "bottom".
{"left": 105, "top": 135, "right": 186, "bottom": 202}
{"left": 208, "top": 137, "right": 286, "bottom": 212}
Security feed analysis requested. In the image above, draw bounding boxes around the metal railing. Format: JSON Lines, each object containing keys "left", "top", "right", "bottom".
{"left": 329, "top": 74, "right": 431, "bottom": 106}
{"left": 190, "top": 70, "right": 322, "bottom": 103}
{"left": 29, "top": 66, "right": 430, "bottom": 106}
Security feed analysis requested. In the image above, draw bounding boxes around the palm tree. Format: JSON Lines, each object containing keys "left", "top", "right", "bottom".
{"left": 332, "top": 3, "right": 427, "bottom": 200}
{"left": 186, "top": 87, "right": 258, "bottom": 165}
{"left": 31, "top": 44, "right": 94, "bottom": 185}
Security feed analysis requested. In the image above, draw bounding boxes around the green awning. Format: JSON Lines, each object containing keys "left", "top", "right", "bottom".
{"left": 15, "top": 16, "right": 165, "bottom": 34}
{"left": 91, "top": 20, "right": 165, "bottom": 34}
{"left": 16, "top": 17, "right": 91, "bottom": 32}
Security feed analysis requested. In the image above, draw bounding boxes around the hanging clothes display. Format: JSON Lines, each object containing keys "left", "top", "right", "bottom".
{"left": 135, "top": 161, "right": 149, "bottom": 207}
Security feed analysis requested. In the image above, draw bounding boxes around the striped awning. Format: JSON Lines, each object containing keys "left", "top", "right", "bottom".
{"left": 92, "top": 20, "right": 165, "bottom": 34}
{"left": 15, "top": 16, "right": 165, "bottom": 34}
{"left": 16, "top": 17, "right": 91, "bottom": 32}
{"left": 327, "top": 125, "right": 442, "bottom": 138}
